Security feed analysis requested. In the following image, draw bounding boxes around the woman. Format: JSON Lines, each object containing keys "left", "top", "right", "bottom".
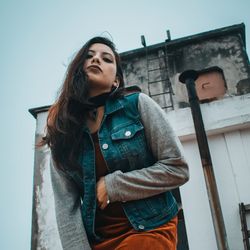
{"left": 41, "top": 36, "right": 189, "bottom": 250}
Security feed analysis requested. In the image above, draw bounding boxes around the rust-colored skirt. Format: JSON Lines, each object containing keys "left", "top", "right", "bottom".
{"left": 91, "top": 215, "right": 178, "bottom": 250}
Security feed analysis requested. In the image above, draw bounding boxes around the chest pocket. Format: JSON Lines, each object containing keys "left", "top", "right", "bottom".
{"left": 110, "top": 121, "right": 148, "bottom": 171}
{"left": 111, "top": 121, "right": 143, "bottom": 140}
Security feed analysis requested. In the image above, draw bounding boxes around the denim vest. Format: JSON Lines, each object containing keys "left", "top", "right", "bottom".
{"left": 68, "top": 93, "right": 178, "bottom": 243}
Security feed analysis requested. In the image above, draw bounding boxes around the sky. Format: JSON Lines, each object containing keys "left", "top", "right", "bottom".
{"left": 0, "top": 0, "right": 249, "bottom": 249}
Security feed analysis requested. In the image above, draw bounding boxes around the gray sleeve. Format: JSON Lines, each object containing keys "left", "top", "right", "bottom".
{"left": 50, "top": 159, "right": 91, "bottom": 250}
{"left": 105, "top": 92, "right": 189, "bottom": 202}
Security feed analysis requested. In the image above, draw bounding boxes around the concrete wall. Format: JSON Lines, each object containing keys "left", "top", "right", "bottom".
{"left": 168, "top": 35, "right": 250, "bottom": 105}
{"left": 31, "top": 113, "right": 62, "bottom": 250}
{"left": 121, "top": 30, "right": 250, "bottom": 110}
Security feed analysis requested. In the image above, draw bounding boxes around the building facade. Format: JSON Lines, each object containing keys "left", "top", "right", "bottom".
{"left": 30, "top": 23, "right": 250, "bottom": 249}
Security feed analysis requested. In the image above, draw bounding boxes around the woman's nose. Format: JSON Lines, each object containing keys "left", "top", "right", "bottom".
{"left": 91, "top": 54, "right": 101, "bottom": 64}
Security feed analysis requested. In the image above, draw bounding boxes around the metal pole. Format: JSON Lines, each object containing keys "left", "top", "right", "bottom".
{"left": 179, "top": 70, "right": 229, "bottom": 250}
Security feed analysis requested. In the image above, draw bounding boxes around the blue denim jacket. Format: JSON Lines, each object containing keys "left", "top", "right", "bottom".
{"left": 79, "top": 93, "right": 178, "bottom": 242}
{"left": 51, "top": 92, "right": 189, "bottom": 249}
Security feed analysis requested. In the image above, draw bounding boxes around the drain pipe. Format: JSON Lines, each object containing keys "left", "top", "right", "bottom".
{"left": 179, "top": 70, "right": 229, "bottom": 250}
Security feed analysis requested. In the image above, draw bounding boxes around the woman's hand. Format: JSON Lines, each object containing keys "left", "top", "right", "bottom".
{"left": 96, "top": 177, "right": 109, "bottom": 210}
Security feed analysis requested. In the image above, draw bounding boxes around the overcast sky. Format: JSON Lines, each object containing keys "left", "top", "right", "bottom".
{"left": 0, "top": 0, "right": 249, "bottom": 249}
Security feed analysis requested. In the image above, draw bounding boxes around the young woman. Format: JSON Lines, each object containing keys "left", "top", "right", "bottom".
{"left": 41, "top": 36, "right": 189, "bottom": 250}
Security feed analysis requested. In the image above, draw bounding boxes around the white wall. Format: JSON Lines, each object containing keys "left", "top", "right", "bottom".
{"left": 32, "top": 112, "right": 62, "bottom": 250}
{"left": 167, "top": 93, "right": 250, "bottom": 250}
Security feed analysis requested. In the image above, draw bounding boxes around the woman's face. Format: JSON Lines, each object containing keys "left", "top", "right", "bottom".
{"left": 83, "top": 43, "right": 119, "bottom": 97}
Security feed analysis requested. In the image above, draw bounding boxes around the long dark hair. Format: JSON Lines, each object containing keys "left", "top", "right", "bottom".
{"left": 39, "top": 37, "right": 125, "bottom": 171}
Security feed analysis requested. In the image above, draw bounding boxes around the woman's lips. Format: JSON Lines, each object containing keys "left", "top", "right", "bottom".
{"left": 87, "top": 65, "right": 102, "bottom": 72}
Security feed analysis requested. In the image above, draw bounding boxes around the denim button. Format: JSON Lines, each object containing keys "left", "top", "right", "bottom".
{"left": 102, "top": 143, "right": 109, "bottom": 150}
{"left": 138, "top": 224, "right": 145, "bottom": 230}
{"left": 125, "top": 131, "right": 131, "bottom": 137}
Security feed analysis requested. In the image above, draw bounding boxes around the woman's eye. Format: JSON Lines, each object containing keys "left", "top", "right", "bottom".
{"left": 103, "top": 57, "right": 113, "bottom": 63}
{"left": 86, "top": 54, "right": 93, "bottom": 59}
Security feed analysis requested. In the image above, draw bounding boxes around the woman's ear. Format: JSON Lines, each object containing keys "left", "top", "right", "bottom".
{"left": 113, "top": 76, "right": 120, "bottom": 87}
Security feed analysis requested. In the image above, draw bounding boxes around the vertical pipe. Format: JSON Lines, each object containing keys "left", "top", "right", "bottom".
{"left": 141, "top": 35, "right": 150, "bottom": 96}
{"left": 179, "top": 70, "right": 229, "bottom": 250}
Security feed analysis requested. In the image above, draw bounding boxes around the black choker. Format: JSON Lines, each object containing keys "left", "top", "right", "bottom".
{"left": 87, "top": 92, "right": 110, "bottom": 121}
{"left": 68, "top": 86, "right": 119, "bottom": 121}
{"left": 87, "top": 86, "right": 119, "bottom": 120}
{"left": 88, "top": 91, "right": 111, "bottom": 109}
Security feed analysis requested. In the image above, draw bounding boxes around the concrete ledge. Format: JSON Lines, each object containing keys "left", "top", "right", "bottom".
{"left": 166, "top": 93, "right": 250, "bottom": 141}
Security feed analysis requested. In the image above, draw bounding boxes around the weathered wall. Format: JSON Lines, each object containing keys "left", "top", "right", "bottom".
{"left": 31, "top": 113, "right": 62, "bottom": 250}
{"left": 121, "top": 29, "right": 250, "bottom": 110}
{"left": 122, "top": 55, "right": 148, "bottom": 92}
{"left": 168, "top": 34, "right": 250, "bottom": 105}
{"left": 122, "top": 49, "right": 174, "bottom": 109}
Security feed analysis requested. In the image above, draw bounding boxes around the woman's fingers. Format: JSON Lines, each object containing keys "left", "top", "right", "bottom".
{"left": 96, "top": 177, "right": 108, "bottom": 210}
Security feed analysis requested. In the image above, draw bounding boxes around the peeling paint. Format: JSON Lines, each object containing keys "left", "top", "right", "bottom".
{"left": 31, "top": 132, "right": 62, "bottom": 249}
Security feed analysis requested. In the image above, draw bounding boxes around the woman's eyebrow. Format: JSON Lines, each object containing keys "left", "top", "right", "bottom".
{"left": 88, "top": 49, "right": 114, "bottom": 58}
{"left": 102, "top": 52, "right": 114, "bottom": 58}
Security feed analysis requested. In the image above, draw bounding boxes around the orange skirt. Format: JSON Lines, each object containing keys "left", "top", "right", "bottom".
{"left": 91, "top": 216, "right": 178, "bottom": 250}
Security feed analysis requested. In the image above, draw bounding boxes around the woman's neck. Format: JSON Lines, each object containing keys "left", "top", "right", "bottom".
{"left": 89, "top": 87, "right": 112, "bottom": 98}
